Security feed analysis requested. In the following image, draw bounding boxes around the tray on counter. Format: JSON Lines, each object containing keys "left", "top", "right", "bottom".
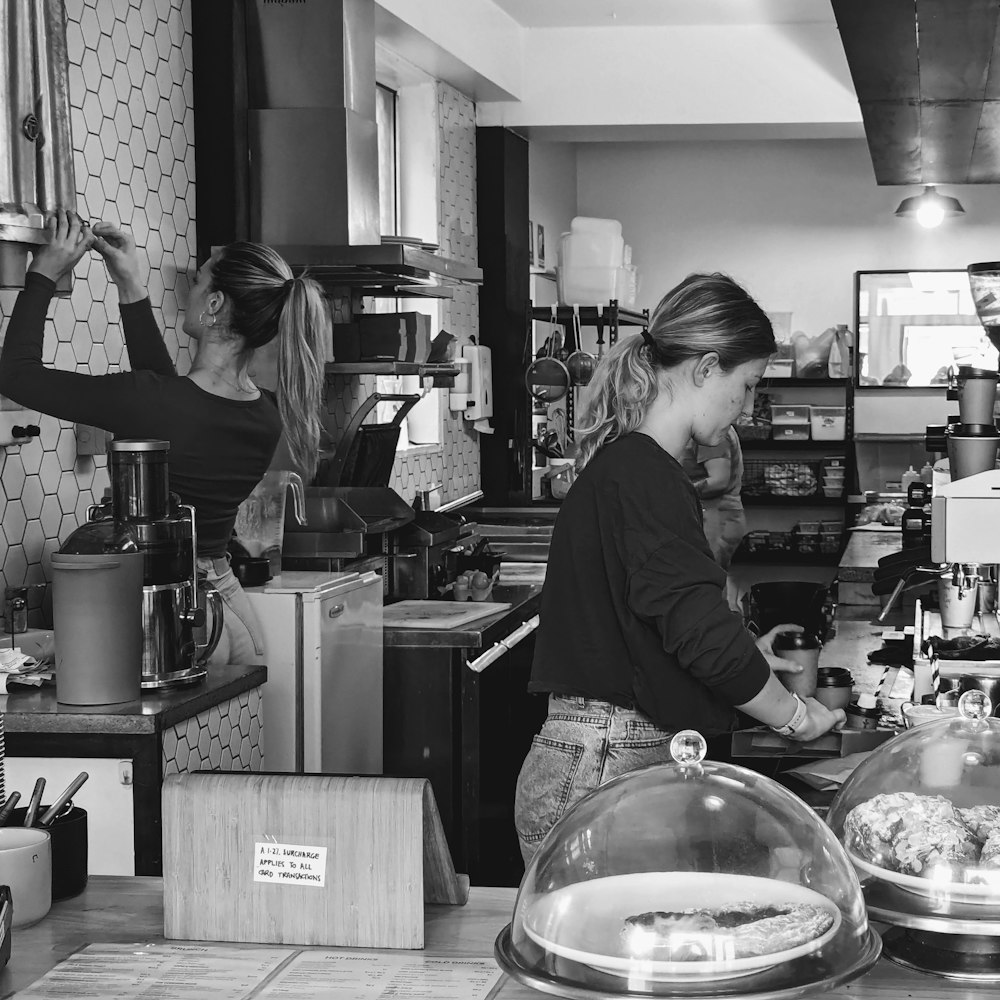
{"left": 382, "top": 600, "right": 512, "bottom": 630}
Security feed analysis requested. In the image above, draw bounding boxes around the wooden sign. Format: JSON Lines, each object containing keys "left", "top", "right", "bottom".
{"left": 162, "top": 772, "right": 468, "bottom": 949}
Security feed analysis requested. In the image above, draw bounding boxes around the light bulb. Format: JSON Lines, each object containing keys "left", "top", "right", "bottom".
{"left": 916, "top": 200, "right": 945, "bottom": 228}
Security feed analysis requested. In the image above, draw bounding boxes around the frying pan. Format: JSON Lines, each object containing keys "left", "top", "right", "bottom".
{"left": 565, "top": 306, "right": 597, "bottom": 386}
{"left": 525, "top": 307, "right": 570, "bottom": 403}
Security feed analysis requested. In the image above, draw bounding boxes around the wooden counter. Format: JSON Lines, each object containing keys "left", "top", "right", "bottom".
{"left": 2, "top": 877, "right": 995, "bottom": 999}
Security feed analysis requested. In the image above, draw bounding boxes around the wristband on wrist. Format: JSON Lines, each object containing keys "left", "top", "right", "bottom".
{"left": 770, "top": 693, "right": 809, "bottom": 738}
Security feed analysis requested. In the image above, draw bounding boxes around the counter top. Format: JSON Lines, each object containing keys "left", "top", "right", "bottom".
{"left": 0, "top": 664, "right": 267, "bottom": 736}
{"left": 1, "top": 876, "right": 992, "bottom": 999}
{"left": 838, "top": 529, "right": 903, "bottom": 582}
{"left": 383, "top": 584, "right": 542, "bottom": 649}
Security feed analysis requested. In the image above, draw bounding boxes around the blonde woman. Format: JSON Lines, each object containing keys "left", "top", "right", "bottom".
{"left": 0, "top": 210, "right": 329, "bottom": 666}
{"left": 514, "top": 273, "right": 845, "bottom": 865}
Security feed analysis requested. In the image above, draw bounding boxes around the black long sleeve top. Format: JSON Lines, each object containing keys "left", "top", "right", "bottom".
{"left": 0, "top": 273, "right": 282, "bottom": 556}
{"left": 530, "top": 432, "right": 771, "bottom": 736}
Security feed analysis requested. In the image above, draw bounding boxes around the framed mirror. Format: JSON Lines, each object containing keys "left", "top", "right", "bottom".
{"left": 854, "top": 270, "right": 996, "bottom": 388}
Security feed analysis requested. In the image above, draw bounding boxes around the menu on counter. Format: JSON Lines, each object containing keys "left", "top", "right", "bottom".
{"left": 15, "top": 943, "right": 504, "bottom": 1000}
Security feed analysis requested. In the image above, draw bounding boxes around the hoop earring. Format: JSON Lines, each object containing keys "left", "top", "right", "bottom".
{"left": 199, "top": 310, "right": 217, "bottom": 329}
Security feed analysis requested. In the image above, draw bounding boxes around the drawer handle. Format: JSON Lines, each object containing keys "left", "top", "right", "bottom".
{"left": 328, "top": 604, "right": 346, "bottom": 618}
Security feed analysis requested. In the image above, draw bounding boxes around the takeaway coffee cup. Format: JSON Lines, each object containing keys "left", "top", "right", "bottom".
{"left": 772, "top": 631, "right": 822, "bottom": 698}
{"left": 814, "top": 667, "right": 854, "bottom": 712}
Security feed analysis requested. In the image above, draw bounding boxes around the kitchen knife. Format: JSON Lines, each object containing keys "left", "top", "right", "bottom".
{"left": 38, "top": 772, "right": 89, "bottom": 827}
{"left": 0, "top": 792, "right": 21, "bottom": 827}
{"left": 23, "top": 778, "right": 45, "bottom": 827}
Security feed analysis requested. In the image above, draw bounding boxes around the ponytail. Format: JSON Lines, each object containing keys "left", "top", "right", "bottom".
{"left": 276, "top": 278, "right": 327, "bottom": 480}
{"left": 575, "top": 335, "right": 658, "bottom": 471}
{"left": 210, "top": 241, "right": 331, "bottom": 481}
{"left": 575, "top": 272, "right": 775, "bottom": 472}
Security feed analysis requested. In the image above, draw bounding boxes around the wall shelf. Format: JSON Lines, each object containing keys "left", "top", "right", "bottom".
{"left": 740, "top": 438, "right": 848, "bottom": 451}
{"left": 742, "top": 494, "right": 846, "bottom": 507}
{"left": 760, "top": 378, "right": 850, "bottom": 388}
{"left": 326, "top": 362, "right": 459, "bottom": 378}
{"left": 733, "top": 548, "right": 843, "bottom": 567}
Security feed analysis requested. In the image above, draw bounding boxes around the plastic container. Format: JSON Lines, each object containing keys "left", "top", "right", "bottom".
{"left": 771, "top": 404, "right": 811, "bottom": 424}
{"left": 772, "top": 424, "right": 811, "bottom": 441}
{"left": 51, "top": 550, "right": 145, "bottom": 706}
{"left": 809, "top": 405, "right": 847, "bottom": 441}
{"left": 557, "top": 265, "right": 622, "bottom": 306}
{"left": 900, "top": 465, "right": 921, "bottom": 491}
{"left": 919, "top": 460, "right": 934, "bottom": 485}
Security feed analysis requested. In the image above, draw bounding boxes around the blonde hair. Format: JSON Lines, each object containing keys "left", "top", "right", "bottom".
{"left": 575, "top": 273, "right": 775, "bottom": 470}
{"left": 211, "top": 242, "right": 329, "bottom": 479}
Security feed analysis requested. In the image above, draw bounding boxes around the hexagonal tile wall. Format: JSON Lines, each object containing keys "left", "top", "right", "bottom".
{"left": 0, "top": 0, "right": 195, "bottom": 620}
{"left": 161, "top": 689, "right": 262, "bottom": 778}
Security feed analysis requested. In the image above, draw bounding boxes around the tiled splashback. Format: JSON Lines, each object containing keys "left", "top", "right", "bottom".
{"left": 0, "top": 2, "right": 480, "bottom": 625}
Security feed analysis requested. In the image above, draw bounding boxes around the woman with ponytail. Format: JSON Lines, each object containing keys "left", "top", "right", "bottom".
{"left": 0, "top": 210, "right": 330, "bottom": 666}
{"left": 514, "top": 272, "right": 845, "bottom": 865}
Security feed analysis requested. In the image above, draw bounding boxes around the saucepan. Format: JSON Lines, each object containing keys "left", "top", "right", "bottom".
{"left": 525, "top": 311, "right": 570, "bottom": 404}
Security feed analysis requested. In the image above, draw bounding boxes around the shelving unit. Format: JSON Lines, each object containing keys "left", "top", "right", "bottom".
{"left": 525, "top": 300, "right": 649, "bottom": 500}
{"left": 735, "top": 374, "right": 855, "bottom": 569}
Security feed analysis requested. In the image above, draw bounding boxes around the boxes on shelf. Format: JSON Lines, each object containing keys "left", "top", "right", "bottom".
{"left": 772, "top": 424, "right": 811, "bottom": 441}
{"left": 744, "top": 530, "right": 770, "bottom": 553}
{"left": 770, "top": 404, "right": 811, "bottom": 424}
{"left": 735, "top": 421, "right": 770, "bottom": 442}
{"left": 809, "top": 405, "right": 846, "bottom": 441}
{"left": 768, "top": 531, "right": 792, "bottom": 553}
{"left": 794, "top": 520, "right": 820, "bottom": 555}
{"left": 819, "top": 530, "right": 841, "bottom": 554}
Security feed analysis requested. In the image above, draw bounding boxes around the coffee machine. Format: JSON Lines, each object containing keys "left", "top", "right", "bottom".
{"left": 61, "top": 440, "right": 222, "bottom": 688}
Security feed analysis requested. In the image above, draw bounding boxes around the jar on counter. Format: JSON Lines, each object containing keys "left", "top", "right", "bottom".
{"left": 545, "top": 458, "right": 576, "bottom": 500}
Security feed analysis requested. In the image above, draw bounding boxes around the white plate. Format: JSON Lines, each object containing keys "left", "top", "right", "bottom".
{"left": 850, "top": 850, "right": 1000, "bottom": 905}
{"left": 521, "top": 872, "right": 841, "bottom": 982}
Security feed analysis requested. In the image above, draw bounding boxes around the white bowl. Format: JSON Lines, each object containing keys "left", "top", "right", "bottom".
{"left": 0, "top": 827, "right": 52, "bottom": 926}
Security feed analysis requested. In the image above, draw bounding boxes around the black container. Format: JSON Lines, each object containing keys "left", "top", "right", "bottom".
{"left": 9, "top": 806, "right": 88, "bottom": 900}
{"left": 844, "top": 700, "right": 880, "bottom": 731}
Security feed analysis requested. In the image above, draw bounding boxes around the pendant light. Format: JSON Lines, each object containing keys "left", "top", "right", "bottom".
{"left": 894, "top": 185, "right": 965, "bottom": 229}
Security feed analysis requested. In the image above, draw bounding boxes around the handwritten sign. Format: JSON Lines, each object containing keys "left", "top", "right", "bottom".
{"left": 254, "top": 841, "right": 328, "bottom": 887}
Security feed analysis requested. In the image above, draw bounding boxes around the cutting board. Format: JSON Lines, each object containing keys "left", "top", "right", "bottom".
{"left": 162, "top": 772, "right": 468, "bottom": 949}
{"left": 382, "top": 600, "right": 511, "bottom": 629}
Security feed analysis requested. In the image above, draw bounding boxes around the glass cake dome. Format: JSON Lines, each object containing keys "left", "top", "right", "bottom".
{"left": 826, "top": 691, "right": 1000, "bottom": 979}
{"left": 496, "top": 731, "right": 880, "bottom": 999}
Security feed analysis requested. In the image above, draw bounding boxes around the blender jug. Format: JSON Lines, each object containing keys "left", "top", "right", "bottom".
{"left": 233, "top": 471, "right": 307, "bottom": 578}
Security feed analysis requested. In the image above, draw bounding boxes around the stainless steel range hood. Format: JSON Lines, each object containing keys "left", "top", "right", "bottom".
{"left": 241, "top": 0, "right": 481, "bottom": 293}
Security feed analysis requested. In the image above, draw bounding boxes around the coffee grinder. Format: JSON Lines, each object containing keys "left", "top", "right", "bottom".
{"left": 60, "top": 439, "right": 222, "bottom": 688}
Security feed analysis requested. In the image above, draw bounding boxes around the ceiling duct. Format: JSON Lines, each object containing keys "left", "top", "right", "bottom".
{"left": 193, "top": 0, "right": 481, "bottom": 294}
{"left": 832, "top": 0, "right": 1000, "bottom": 185}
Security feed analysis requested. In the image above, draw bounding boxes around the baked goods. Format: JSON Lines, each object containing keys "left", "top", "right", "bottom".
{"left": 621, "top": 900, "right": 834, "bottom": 960}
{"left": 846, "top": 793, "right": 1000, "bottom": 879}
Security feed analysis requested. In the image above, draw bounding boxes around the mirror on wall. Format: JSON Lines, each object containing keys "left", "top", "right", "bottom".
{"left": 855, "top": 270, "right": 996, "bottom": 388}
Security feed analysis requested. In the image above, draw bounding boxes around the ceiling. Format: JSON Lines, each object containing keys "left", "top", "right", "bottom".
{"left": 490, "top": 0, "right": 1000, "bottom": 185}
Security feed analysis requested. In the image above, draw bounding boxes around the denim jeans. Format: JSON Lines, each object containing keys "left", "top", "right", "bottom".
{"left": 514, "top": 694, "right": 677, "bottom": 865}
{"left": 197, "top": 555, "right": 266, "bottom": 668}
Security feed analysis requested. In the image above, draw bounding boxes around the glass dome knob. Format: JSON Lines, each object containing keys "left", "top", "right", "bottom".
{"left": 669, "top": 729, "right": 707, "bottom": 764}
{"left": 958, "top": 688, "right": 992, "bottom": 721}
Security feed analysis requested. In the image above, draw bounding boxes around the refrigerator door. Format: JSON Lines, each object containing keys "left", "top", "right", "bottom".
{"left": 301, "top": 572, "right": 383, "bottom": 774}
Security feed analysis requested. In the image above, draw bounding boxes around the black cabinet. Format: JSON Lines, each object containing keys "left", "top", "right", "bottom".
{"left": 383, "top": 633, "right": 547, "bottom": 888}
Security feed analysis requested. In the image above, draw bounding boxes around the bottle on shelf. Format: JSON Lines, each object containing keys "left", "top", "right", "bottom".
{"left": 919, "top": 460, "right": 934, "bottom": 486}
{"left": 900, "top": 465, "right": 920, "bottom": 492}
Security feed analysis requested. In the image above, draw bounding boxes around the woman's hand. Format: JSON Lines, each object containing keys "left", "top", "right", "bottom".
{"left": 28, "top": 209, "right": 95, "bottom": 283}
{"left": 788, "top": 697, "right": 847, "bottom": 743}
{"left": 90, "top": 221, "right": 146, "bottom": 303}
{"left": 755, "top": 622, "right": 804, "bottom": 674}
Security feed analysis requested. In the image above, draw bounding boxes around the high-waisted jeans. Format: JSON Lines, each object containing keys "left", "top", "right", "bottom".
{"left": 514, "top": 694, "right": 677, "bottom": 865}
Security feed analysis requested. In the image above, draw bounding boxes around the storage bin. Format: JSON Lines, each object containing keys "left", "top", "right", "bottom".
{"left": 823, "top": 485, "right": 844, "bottom": 498}
{"left": 744, "top": 530, "right": 770, "bottom": 553}
{"left": 744, "top": 459, "right": 821, "bottom": 497}
{"left": 809, "top": 405, "right": 847, "bottom": 441}
{"left": 768, "top": 531, "right": 792, "bottom": 552}
{"left": 795, "top": 531, "right": 820, "bottom": 555}
{"left": 772, "top": 424, "right": 811, "bottom": 441}
{"left": 797, "top": 520, "right": 821, "bottom": 534}
{"left": 770, "top": 404, "right": 811, "bottom": 424}
{"left": 821, "top": 456, "right": 845, "bottom": 470}
{"left": 819, "top": 530, "right": 841, "bottom": 554}
{"left": 557, "top": 265, "right": 622, "bottom": 306}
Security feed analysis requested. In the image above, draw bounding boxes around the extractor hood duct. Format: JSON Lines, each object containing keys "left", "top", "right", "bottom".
{"left": 0, "top": 0, "right": 77, "bottom": 289}
{"left": 236, "top": 0, "right": 480, "bottom": 292}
